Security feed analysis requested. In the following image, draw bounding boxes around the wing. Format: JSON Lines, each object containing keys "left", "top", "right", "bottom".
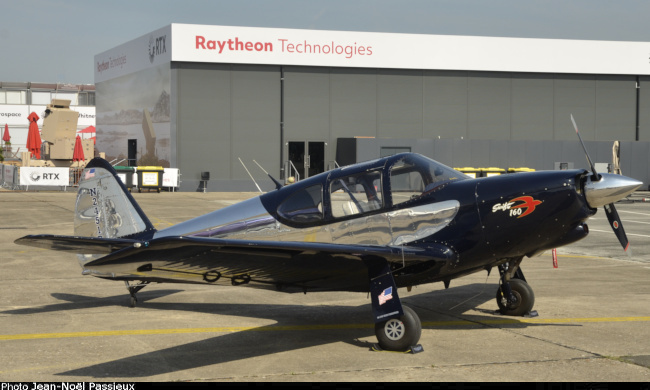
{"left": 71, "top": 236, "right": 455, "bottom": 292}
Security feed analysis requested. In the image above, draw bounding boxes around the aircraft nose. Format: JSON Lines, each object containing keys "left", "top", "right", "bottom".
{"left": 584, "top": 173, "right": 643, "bottom": 208}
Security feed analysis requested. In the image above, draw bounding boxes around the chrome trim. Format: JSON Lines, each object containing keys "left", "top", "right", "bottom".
{"left": 155, "top": 196, "right": 459, "bottom": 247}
{"left": 154, "top": 197, "right": 270, "bottom": 239}
{"left": 388, "top": 200, "right": 460, "bottom": 245}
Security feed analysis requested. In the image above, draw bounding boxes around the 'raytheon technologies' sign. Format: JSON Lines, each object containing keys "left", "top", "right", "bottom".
{"left": 95, "top": 23, "right": 650, "bottom": 83}
{"left": 194, "top": 36, "right": 373, "bottom": 60}
{"left": 172, "top": 24, "right": 650, "bottom": 75}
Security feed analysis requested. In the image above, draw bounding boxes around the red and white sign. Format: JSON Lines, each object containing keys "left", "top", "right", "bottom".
{"left": 171, "top": 24, "right": 650, "bottom": 76}
{"left": 96, "top": 23, "right": 650, "bottom": 84}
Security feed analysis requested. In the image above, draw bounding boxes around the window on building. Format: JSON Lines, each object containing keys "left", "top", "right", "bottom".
{"left": 32, "top": 91, "right": 52, "bottom": 105}
{"left": 78, "top": 92, "right": 95, "bottom": 106}
{"left": 5, "top": 91, "right": 26, "bottom": 104}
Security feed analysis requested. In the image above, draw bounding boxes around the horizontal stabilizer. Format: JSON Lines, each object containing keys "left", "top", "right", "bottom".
{"left": 15, "top": 234, "right": 142, "bottom": 254}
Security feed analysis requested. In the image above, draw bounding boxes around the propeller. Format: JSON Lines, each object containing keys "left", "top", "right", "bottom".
{"left": 571, "top": 115, "right": 642, "bottom": 252}
{"left": 571, "top": 114, "right": 599, "bottom": 181}
{"left": 604, "top": 203, "right": 629, "bottom": 251}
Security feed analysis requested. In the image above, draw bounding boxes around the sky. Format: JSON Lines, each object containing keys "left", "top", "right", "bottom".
{"left": 3, "top": 0, "right": 650, "bottom": 85}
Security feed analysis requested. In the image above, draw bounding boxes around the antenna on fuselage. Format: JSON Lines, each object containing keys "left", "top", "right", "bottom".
{"left": 253, "top": 160, "right": 283, "bottom": 190}
{"left": 238, "top": 157, "right": 263, "bottom": 194}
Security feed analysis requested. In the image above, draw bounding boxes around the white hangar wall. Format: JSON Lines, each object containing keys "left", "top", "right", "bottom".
{"left": 96, "top": 24, "right": 650, "bottom": 191}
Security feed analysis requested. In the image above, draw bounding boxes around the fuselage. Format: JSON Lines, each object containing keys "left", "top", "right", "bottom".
{"left": 154, "top": 153, "right": 595, "bottom": 288}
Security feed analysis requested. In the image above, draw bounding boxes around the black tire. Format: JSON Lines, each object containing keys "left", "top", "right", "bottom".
{"left": 496, "top": 278, "right": 535, "bottom": 316}
{"left": 374, "top": 306, "right": 422, "bottom": 351}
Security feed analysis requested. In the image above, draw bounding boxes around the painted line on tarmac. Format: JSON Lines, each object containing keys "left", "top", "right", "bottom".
{"left": 0, "top": 324, "right": 369, "bottom": 341}
{"left": 589, "top": 228, "right": 650, "bottom": 238}
{"left": 2, "top": 316, "right": 650, "bottom": 341}
{"left": 617, "top": 210, "right": 650, "bottom": 217}
{"left": 590, "top": 218, "right": 650, "bottom": 225}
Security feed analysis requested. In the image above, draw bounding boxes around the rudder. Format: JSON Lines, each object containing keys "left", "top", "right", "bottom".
{"left": 75, "top": 158, "right": 156, "bottom": 240}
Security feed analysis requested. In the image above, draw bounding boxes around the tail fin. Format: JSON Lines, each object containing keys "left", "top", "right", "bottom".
{"left": 75, "top": 158, "right": 156, "bottom": 239}
{"left": 15, "top": 158, "right": 156, "bottom": 262}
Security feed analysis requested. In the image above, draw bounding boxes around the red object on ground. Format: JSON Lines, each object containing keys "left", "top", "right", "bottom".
{"left": 73, "top": 135, "right": 85, "bottom": 162}
{"left": 26, "top": 112, "right": 41, "bottom": 159}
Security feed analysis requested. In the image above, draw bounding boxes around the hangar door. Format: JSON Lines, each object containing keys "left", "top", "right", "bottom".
{"left": 287, "top": 141, "right": 326, "bottom": 180}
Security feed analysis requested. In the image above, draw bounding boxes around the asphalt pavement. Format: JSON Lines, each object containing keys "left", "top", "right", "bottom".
{"left": 1, "top": 189, "right": 649, "bottom": 382}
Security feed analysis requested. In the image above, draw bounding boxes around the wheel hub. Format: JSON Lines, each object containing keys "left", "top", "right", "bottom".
{"left": 384, "top": 318, "right": 406, "bottom": 341}
{"left": 506, "top": 291, "right": 521, "bottom": 309}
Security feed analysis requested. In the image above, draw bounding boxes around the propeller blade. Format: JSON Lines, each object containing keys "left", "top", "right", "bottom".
{"left": 604, "top": 203, "right": 630, "bottom": 251}
{"left": 571, "top": 114, "right": 599, "bottom": 180}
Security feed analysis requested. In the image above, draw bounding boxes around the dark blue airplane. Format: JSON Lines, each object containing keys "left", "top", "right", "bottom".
{"left": 15, "top": 125, "right": 642, "bottom": 352}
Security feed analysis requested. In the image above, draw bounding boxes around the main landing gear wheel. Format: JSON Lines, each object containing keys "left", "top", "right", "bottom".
{"left": 374, "top": 306, "right": 422, "bottom": 351}
{"left": 496, "top": 278, "right": 535, "bottom": 316}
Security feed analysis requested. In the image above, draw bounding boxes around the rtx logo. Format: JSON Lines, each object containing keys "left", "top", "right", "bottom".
{"left": 149, "top": 34, "right": 167, "bottom": 63}
{"left": 43, "top": 173, "right": 60, "bottom": 180}
{"left": 29, "top": 172, "right": 61, "bottom": 181}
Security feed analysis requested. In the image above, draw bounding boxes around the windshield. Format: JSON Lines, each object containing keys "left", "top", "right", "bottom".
{"left": 276, "top": 184, "right": 323, "bottom": 224}
{"left": 389, "top": 154, "right": 468, "bottom": 205}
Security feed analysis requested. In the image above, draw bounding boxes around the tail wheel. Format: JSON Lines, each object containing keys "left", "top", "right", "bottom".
{"left": 374, "top": 306, "right": 422, "bottom": 351}
{"left": 496, "top": 278, "right": 535, "bottom": 316}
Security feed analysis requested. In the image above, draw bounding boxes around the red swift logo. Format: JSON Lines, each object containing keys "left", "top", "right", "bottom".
{"left": 492, "top": 196, "right": 542, "bottom": 218}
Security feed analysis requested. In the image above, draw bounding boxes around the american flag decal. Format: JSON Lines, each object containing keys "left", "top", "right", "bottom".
{"left": 378, "top": 287, "right": 393, "bottom": 305}
{"left": 85, "top": 168, "right": 95, "bottom": 179}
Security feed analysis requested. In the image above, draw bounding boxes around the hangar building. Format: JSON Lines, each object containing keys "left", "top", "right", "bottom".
{"left": 94, "top": 24, "right": 650, "bottom": 191}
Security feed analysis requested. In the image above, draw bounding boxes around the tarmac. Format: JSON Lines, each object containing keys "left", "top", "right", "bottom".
{"left": 1, "top": 189, "right": 649, "bottom": 382}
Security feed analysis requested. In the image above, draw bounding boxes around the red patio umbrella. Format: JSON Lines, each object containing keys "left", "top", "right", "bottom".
{"left": 79, "top": 125, "right": 95, "bottom": 135}
{"left": 73, "top": 135, "right": 85, "bottom": 162}
{"left": 26, "top": 112, "right": 42, "bottom": 159}
{"left": 3, "top": 124, "right": 10, "bottom": 143}
{"left": 79, "top": 125, "right": 96, "bottom": 144}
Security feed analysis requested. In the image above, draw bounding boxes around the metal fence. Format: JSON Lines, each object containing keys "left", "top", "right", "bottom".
{"left": 0, "top": 164, "right": 19, "bottom": 190}
{"left": 70, "top": 168, "right": 84, "bottom": 187}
